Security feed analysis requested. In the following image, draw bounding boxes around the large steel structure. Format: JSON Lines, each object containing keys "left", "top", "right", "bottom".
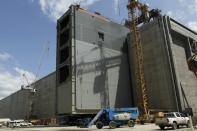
{"left": 56, "top": 5, "right": 132, "bottom": 118}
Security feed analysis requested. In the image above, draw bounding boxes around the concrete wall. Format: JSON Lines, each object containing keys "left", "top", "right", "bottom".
{"left": 75, "top": 8, "right": 132, "bottom": 111}
{"left": 128, "top": 16, "right": 197, "bottom": 122}
{"left": 57, "top": 6, "right": 133, "bottom": 115}
{"left": 32, "top": 72, "right": 56, "bottom": 119}
{"left": 128, "top": 17, "right": 178, "bottom": 111}
{"left": 0, "top": 72, "right": 56, "bottom": 120}
{"left": 0, "top": 89, "right": 33, "bottom": 120}
{"left": 169, "top": 18, "right": 197, "bottom": 123}
{"left": 56, "top": 7, "right": 73, "bottom": 115}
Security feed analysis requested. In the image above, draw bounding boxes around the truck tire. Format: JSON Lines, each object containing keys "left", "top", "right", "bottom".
{"left": 96, "top": 121, "right": 103, "bottom": 129}
{"left": 187, "top": 120, "right": 190, "bottom": 128}
{"left": 109, "top": 121, "right": 117, "bottom": 129}
{"left": 140, "top": 120, "right": 145, "bottom": 125}
{"left": 172, "top": 122, "right": 177, "bottom": 130}
{"left": 128, "top": 120, "right": 135, "bottom": 127}
{"left": 159, "top": 125, "right": 165, "bottom": 130}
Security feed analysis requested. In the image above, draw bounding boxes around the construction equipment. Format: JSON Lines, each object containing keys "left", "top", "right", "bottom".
{"left": 22, "top": 74, "right": 30, "bottom": 88}
{"left": 34, "top": 42, "right": 50, "bottom": 82}
{"left": 78, "top": 107, "right": 139, "bottom": 129}
{"left": 188, "top": 54, "right": 197, "bottom": 77}
{"left": 127, "top": 0, "right": 161, "bottom": 123}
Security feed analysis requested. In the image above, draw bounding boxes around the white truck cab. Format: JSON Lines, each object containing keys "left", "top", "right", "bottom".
{"left": 155, "top": 112, "right": 190, "bottom": 130}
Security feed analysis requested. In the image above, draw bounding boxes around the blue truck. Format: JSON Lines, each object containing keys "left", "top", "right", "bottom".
{"left": 78, "top": 107, "right": 139, "bottom": 129}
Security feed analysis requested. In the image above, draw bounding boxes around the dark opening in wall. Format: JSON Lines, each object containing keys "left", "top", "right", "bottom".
{"left": 60, "top": 29, "right": 70, "bottom": 47}
{"left": 98, "top": 32, "right": 104, "bottom": 41}
{"left": 60, "top": 15, "right": 70, "bottom": 30}
{"left": 59, "top": 66, "right": 69, "bottom": 83}
{"left": 59, "top": 47, "right": 69, "bottom": 64}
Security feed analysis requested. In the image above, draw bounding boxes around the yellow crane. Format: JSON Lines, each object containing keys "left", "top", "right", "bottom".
{"left": 127, "top": 0, "right": 161, "bottom": 123}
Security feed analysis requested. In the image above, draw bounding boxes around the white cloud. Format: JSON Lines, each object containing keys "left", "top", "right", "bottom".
{"left": 165, "top": 0, "right": 197, "bottom": 26}
{"left": 0, "top": 52, "right": 12, "bottom": 61}
{"left": 177, "top": 0, "right": 197, "bottom": 14}
{"left": 38, "top": 0, "right": 101, "bottom": 22}
{"left": 188, "top": 0, "right": 197, "bottom": 13}
{"left": 188, "top": 22, "right": 197, "bottom": 32}
{"left": 0, "top": 67, "right": 36, "bottom": 100}
{"left": 166, "top": 10, "right": 185, "bottom": 22}
{"left": 166, "top": 11, "right": 173, "bottom": 17}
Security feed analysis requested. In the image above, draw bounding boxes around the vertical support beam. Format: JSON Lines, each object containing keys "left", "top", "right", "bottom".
{"left": 163, "top": 16, "right": 184, "bottom": 111}
{"left": 71, "top": 5, "right": 77, "bottom": 113}
{"left": 160, "top": 16, "right": 179, "bottom": 111}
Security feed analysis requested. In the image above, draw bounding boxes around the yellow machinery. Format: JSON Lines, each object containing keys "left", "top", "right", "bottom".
{"left": 127, "top": 0, "right": 161, "bottom": 123}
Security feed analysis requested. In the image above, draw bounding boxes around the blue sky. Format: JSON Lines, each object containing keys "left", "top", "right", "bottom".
{"left": 0, "top": 0, "right": 197, "bottom": 99}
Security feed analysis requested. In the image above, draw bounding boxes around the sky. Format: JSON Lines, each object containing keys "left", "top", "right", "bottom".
{"left": 0, "top": 0, "right": 197, "bottom": 99}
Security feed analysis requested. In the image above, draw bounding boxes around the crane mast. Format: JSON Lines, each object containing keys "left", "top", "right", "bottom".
{"left": 127, "top": 0, "right": 161, "bottom": 122}
{"left": 127, "top": 0, "right": 149, "bottom": 119}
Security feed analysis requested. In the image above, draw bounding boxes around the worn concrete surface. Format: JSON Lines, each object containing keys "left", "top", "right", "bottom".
{"left": 56, "top": 5, "right": 132, "bottom": 115}
{"left": 0, "top": 89, "right": 33, "bottom": 119}
{"left": 0, "top": 124, "right": 194, "bottom": 131}
{"left": 32, "top": 72, "right": 56, "bottom": 119}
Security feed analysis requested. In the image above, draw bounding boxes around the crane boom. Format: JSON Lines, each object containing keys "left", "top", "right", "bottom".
{"left": 34, "top": 42, "right": 50, "bottom": 82}
{"left": 22, "top": 73, "right": 30, "bottom": 88}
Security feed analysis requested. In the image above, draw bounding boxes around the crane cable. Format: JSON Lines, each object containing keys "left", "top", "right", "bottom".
{"left": 34, "top": 42, "right": 50, "bottom": 82}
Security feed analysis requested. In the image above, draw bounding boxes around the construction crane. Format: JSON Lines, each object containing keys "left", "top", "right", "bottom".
{"left": 34, "top": 42, "right": 50, "bottom": 82}
{"left": 23, "top": 74, "right": 30, "bottom": 86}
{"left": 127, "top": 0, "right": 161, "bottom": 123}
{"left": 21, "top": 42, "right": 49, "bottom": 90}
{"left": 21, "top": 73, "right": 31, "bottom": 89}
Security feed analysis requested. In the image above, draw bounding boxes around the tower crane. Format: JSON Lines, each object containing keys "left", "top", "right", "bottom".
{"left": 127, "top": 0, "right": 161, "bottom": 123}
{"left": 20, "top": 42, "right": 50, "bottom": 90}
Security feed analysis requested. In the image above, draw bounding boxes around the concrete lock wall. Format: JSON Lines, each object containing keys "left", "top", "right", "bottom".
{"left": 128, "top": 16, "right": 197, "bottom": 122}
{"left": 0, "top": 72, "right": 56, "bottom": 120}
{"left": 32, "top": 72, "right": 56, "bottom": 119}
{"left": 168, "top": 18, "right": 197, "bottom": 123}
{"left": 56, "top": 6, "right": 133, "bottom": 115}
{"left": 0, "top": 89, "right": 33, "bottom": 120}
{"left": 128, "top": 17, "right": 178, "bottom": 112}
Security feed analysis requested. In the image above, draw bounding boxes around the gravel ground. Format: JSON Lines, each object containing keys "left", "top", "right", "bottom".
{"left": 0, "top": 124, "right": 195, "bottom": 131}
